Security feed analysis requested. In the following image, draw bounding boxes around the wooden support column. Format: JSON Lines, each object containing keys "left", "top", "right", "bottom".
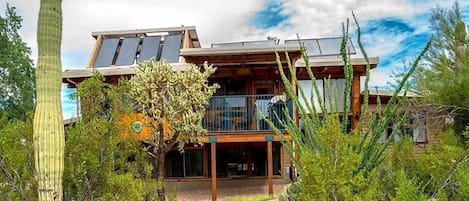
{"left": 211, "top": 141, "right": 217, "bottom": 201}
{"left": 352, "top": 74, "right": 361, "bottom": 129}
{"left": 86, "top": 35, "right": 103, "bottom": 68}
{"left": 247, "top": 148, "right": 253, "bottom": 177}
{"left": 266, "top": 137, "right": 274, "bottom": 197}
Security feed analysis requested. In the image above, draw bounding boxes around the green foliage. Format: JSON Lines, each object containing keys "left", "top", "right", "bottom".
{"left": 413, "top": 1, "right": 469, "bottom": 140}
{"left": 63, "top": 118, "right": 117, "bottom": 200}
{"left": 377, "top": 131, "right": 469, "bottom": 201}
{"left": 0, "top": 4, "right": 35, "bottom": 122}
{"left": 100, "top": 174, "right": 175, "bottom": 201}
{"left": 390, "top": 169, "right": 427, "bottom": 201}
{"left": 64, "top": 72, "right": 164, "bottom": 200}
{"left": 0, "top": 119, "right": 37, "bottom": 200}
{"left": 271, "top": 14, "right": 433, "bottom": 201}
{"left": 415, "top": 130, "right": 468, "bottom": 200}
{"left": 298, "top": 118, "right": 379, "bottom": 200}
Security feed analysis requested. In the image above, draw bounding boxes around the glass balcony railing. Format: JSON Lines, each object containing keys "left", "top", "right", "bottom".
{"left": 203, "top": 94, "right": 292, "bottom": 132}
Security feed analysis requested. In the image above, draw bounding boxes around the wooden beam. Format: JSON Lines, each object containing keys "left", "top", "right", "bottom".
{"left": 352, "top": 74, "right": 361, "bottom": 129}
{"left": 182, "top": 30, "right": 192, "bottom": 49}
{"left": 91, "top": 26, "right": 197, "bottom": 38}
{"left": 267, "top": 141, "right": 273, "bottom": 197}
{"left": 211, "top": 143, "right": 217, "bottom": 201}
{"left": 86, "top": 35, "right": 103, "bottom": 68}
{"left": 202, "top": 133, "right": 291, "bottom": 143}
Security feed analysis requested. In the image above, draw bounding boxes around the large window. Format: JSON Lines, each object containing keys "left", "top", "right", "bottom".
{"left": 298, "top": 78, "right": 348, "bottom": 113}
{"left": 165, "top": 149, "right": 204, "bottom": 178}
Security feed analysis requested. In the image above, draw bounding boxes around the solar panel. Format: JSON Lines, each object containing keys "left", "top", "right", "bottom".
{"left": 317, "top": 38, "right": 343, "bottom": 55}
{"left": 161, "top": 34, "right": 182, "bottom": 63}
{"left": 285, "top": 37, "right": 356, "bottom": 57}
{"left": 138, "top": 36, "right": 161, "bottom": 63}
{"left": 94, "top": 38, "right": 120, "bottom": 67}
{"left": 286, "top": 39, "right": 321, "bottom": 56}
{"left": 115, "top": 37, "right": 140, "bottom": 66}
{"left": 243, "top": 40, "right": 277, "bottom": 47}
{"left": 211, "top": 42, "right": 243, "bottom": 48}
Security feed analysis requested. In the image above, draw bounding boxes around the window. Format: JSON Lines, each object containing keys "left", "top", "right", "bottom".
{"left": 298, "top": 79, "right": 323, "bottom": 113}
{"left": 165, "top": 149, "right": 203, "bottom": 178}
{"left": 379, "top": 113, "right": 427, "bottom": 143}
{"left": 298, "top": 78, "right": 349, "bottom": 113}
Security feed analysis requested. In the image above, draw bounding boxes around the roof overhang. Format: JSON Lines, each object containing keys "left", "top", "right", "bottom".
{"left": 361, "top": 89, "right": 421, "bottom": 104}
{"left": 296, "top": 57, "right": 379, "bottom": 68}
{"left": 62, "top": 63, "right": 192, "bottom": 87}
{"left": 180, "top": 44, "right": 302, "bottom": 65}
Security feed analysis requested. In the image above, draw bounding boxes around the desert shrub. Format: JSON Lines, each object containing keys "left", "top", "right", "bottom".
{"left": 390, "top": 169, "right": 427, "bottom": 201}
{"left": 0, "top": 119, "right": 36, "bottom": 200}
{"left": 298, "top": 118, "right": 379, "bottom": 201}
{"left": 376, "top": 130, "right": 469, "bottom": 201}
{"left": 415, "top": 130, "right": 468, "bottom": 200}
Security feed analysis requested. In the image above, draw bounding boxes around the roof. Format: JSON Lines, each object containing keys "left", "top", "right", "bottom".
{"left": 180, "top": 44, "right": 300, "bottom": 56}
{"left": 91, "top": 26, "right": 200, "bottom": 48}
{"left": 363, "top": 89, "right": 422, "bottom": 98}
{"left": 63, "top": 63, "right": 192, "bottom": 80}
{"left": 296, "top": 57, "right": 379, "bottom": 68}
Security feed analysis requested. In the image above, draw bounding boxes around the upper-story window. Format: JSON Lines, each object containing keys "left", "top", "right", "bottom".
{"left": 298, "top": 78, "right": 349, "bottom": 113}
{"left": 211, "top": 79, "right": 247, "bottom": 96}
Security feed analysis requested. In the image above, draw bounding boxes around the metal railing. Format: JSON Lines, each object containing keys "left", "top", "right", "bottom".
{"left": 203, "top": 94, "right": 292, "bottom": 132}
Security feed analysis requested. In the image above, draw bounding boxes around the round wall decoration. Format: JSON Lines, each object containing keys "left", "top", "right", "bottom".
{"left": 131, "top": 121, "right": 143, "bottom": 133}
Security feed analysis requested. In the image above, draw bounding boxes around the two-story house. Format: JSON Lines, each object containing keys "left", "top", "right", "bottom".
{"left": 62, "top": 26, "right": 379, "bottom": 198}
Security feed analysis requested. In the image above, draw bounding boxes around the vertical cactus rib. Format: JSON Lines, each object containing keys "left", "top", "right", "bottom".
{"left": 33, "top": 0, "right": 64, "bottom": 200}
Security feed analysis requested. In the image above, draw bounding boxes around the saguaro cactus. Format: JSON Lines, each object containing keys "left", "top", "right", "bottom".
{"left": 33, "top": 0, "right": 65, "bottom": 200}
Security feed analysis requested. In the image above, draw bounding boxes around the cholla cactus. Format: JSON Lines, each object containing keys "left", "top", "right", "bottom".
{"left": 33, "top": 0, "right": 65, "bottom": 200}
{"left": 130, "top": 59, "right": 218, "bottom": 199}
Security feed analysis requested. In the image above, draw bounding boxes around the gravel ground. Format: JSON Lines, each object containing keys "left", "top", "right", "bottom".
{"left": 168, "top": 179, "right": 287, "bottom": 201}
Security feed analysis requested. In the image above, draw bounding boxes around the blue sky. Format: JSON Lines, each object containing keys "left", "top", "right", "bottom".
{"left": 2, "top": 0, "right": 469, "bottom": 119}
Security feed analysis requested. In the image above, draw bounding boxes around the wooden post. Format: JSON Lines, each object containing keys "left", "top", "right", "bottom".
{"left": 86, "top": 35, "right": 103, "bottom": 68}
{"left": 211, "top": 143, "right": 217, "bottom": 201}
{"left": 247, "top": 148, "right": 253, "bottom": 177}
{"left": 352, "top": 74, "right": 361, "bottom": 129}
{"left": 267, "top": 141, "right": 273, "bottom": 197}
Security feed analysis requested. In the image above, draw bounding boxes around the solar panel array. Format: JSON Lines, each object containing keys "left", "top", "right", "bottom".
{"left": 93, "top": 34, "right": 183, "bottom": 67}
{"left": 284, "top": 37, "right": 356, "bottom": 57}
{"left": 211, "top": 37, "right": 356, "bottom": 57}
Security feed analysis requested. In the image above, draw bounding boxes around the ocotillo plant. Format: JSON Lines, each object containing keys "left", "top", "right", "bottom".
{"left": 33, "top": 0, "right": 65, "bottom": 200}
{"left": 268, "top": 15, "right": 432, "bottom": 200}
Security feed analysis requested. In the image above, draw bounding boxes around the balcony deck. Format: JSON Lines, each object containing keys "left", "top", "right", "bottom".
{"left": 203, "top": 94, "right": 292, "bottom": 133}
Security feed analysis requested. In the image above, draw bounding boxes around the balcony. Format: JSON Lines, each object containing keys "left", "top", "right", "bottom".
{"left": 203, "top": 94, "right": 292, "bottom": 132}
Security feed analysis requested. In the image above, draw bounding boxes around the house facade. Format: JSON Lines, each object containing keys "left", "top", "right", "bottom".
{"left": 364, "top": 90, "right": 442, "bottom": 155}
{"left": 62, "top": 26, "right": 379, "bottom": 198}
